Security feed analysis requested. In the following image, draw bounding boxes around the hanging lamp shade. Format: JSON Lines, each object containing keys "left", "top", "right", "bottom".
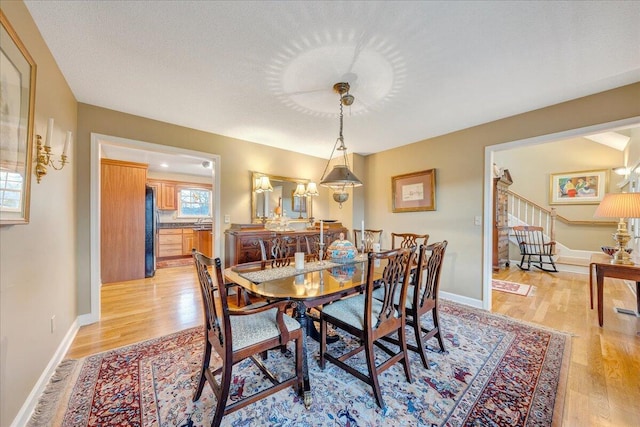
{"left": 320, "top": 164, "right": 363, "bottom": 188}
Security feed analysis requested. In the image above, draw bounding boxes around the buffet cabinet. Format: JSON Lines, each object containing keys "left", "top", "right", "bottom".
{"left": 224, "top": 223, "right": 348, "bottom": 267}
{"left": 492, "top": 170, "right": 513, "bottom": 271}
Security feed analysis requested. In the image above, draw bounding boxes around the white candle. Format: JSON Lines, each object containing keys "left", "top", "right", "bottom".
{"left": 62, "top": 131, "right": 72, "bottom": 157}
{"left": 45, "top": 118, "right": 54, "bottom": 148}
{"left": 320, "top": 220, "right": 323, "bottom": 242}
{"left": 361, "top": 220, "right": 365, "bottom": 242}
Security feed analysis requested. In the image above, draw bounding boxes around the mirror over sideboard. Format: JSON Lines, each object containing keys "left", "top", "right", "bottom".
{"left": 251, "top": 172, "right": 311, "bottom": 223}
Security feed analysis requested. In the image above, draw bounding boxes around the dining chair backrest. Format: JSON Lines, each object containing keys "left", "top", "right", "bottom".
{"left": 391, "top": 232, "right": 429, "bottom": 250}
{"left": 368, "top": 247, "right": 416, "bottom": 329}
{"left": 304, "top": 234, "right": 326, "bottom": 262}
{"left": 258, "top": 235, "right": 296, "bottom": 268}
{"left": 353, "top": 229, "right": 383, "bottom": 252}
{"left": 193, "top": 250, "right": 230, "bottom": 359}
{"left": 414, "top": 241, "right": 448, "bottom": 306}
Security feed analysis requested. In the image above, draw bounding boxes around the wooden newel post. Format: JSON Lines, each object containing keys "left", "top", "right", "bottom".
{"left": 550, "top": 208, "right": 557, "bottom": 255}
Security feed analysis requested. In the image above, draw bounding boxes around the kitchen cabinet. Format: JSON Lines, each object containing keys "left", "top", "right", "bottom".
{"left": 196, "top": 229, "right": 213, "bottom": 258}
{"left": 158, "top": 229, "right": 183, "bottom": 257}
{"left": 158, "top": 227, "right": 201, "bottom": 257}
{"left": 101, "top": 159, "right": 147, "bottom": 283}
{"left": 147, "top": 179, "right": 177, "bottom": 210}
{"left": 182, "top": 228, "right": 195, "bottom": 255}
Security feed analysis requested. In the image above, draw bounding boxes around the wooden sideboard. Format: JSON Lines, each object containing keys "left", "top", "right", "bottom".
{"left": 224, "top": 223, "right": 348, "bottom": 267}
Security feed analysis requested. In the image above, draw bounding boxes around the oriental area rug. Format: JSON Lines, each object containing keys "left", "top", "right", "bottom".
{"left": 28, "top": 301, "right": 570, "bottom": 427}
{"left": 491, "top": 279, "right": 532, "bottom": 296}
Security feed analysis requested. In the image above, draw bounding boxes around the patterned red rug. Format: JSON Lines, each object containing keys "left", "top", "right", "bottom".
{"left": 492, "top": 279, "right": 532, "bottom": 296}
{"left": 28, "top": 301, "right": 570, "bottom": 426}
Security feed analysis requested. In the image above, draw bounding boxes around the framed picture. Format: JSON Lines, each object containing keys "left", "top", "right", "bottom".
{"left": 291, "top": 190, "right": 307, "bottom": 213}
{"left": 549, "top": 169, "right": 607, "bottom": 205}
{"left": 392, "top": 169, "right": 436, "bottom": 213}
{"left": 0, "top": 11, "right": 36, "bottom": 225}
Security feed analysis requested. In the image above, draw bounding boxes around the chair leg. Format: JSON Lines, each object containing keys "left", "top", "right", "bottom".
{"left": 432, "top": 309, "right": 446, "bottom": 353}
{"left": 398, "top": 323, "right": 412, "bottom": 383}
{"left": 193, "top": 335, "right": 212, "bottom": 401}
{"left": 319, "top": 316, "right": 327, "bottom": 370}
{"left": 412, "top": 314, "right": 430, "bottom": 369}
{"left": 211, "top": 368, "right": 232, "bottom": 427}
{"left": 364, "top": 337, "right": 384, "bottom": 409}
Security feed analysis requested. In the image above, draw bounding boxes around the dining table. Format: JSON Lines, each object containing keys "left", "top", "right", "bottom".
{"left": 224, "top": 253, "right": 380, "bottom": 407}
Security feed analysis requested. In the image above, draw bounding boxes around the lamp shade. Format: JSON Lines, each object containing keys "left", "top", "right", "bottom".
{"left": 255, "top": 176, "right": 273, "bottom": 192}
{"left": 305, "top": 182, "right": 319, "bottom": 197}
{"left": 594, "top": 193, "right": 640, "bottom": 218}
{"left": 293, "top": 183, "right": 307, "bottom": 197}
{"left": 320, "top": 165, "right": 363, "bottom": 189}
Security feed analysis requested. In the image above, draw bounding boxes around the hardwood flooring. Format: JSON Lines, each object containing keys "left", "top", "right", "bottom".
{"left": 67, "top": 265, "right": 640, "bottom": 426}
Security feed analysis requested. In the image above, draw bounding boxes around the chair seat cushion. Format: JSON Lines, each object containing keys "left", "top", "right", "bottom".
{"left": 321, "top": 294, "right": 387, "bottom": 330}
{"left": 230, "top": 309, "right": 300, "bottom": 351}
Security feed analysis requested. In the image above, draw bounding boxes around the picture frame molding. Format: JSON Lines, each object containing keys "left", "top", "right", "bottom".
{"left": 392, "top": 169, "right": 436, "bottom": 213}
{"left": 0, "top": 10, "right": 36, "bottom": 225}
{"left": 549, "top": 169, "right": 608, "bottom": 205}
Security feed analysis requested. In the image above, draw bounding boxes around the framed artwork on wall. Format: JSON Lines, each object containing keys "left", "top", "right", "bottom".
{"left": 549, "top": 169, "right": 608, "bottom": 205}
{"left": 392, "top": 169, "right": 436, "bottom": 213}
{"left": 0, "top": 11, "right": 36, "bottom": 225}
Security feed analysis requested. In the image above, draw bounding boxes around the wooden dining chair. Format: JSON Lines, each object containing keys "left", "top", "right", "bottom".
{"left": 319, "top": 247, "right": 415, "bottom": 409}
{"left": 380, "top": 241, "right": 448, "bottom": 369}
{"left": 258, "top": 235, "right": 296, "bottom": 268}
{"left": 353, "top": 229, "right": 383, "bottom": 252}
{"left": 391, "top": 232, "right": 429, "bottom": 250}
{"left": 192, "top": 251, "right": 304, "bottom": 426}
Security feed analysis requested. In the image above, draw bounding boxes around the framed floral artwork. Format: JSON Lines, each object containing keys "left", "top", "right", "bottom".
{"left": 549, "top": 169, "right": 607, "bottom": 205}
{"left": 0, "top": 11, "right": 36, "bottom": 225}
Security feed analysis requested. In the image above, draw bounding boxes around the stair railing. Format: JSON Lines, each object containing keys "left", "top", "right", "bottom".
{"left": 507, "top": 190, "right": 616, "bottom": 255}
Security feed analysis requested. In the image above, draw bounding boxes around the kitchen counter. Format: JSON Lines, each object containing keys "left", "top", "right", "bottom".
{"left": 158, "top": 222, "right": 212, "bottom": 230}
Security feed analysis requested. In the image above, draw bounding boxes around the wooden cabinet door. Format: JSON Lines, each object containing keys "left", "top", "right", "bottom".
{"left": 101, "top": 159, "right": 147, "bottom": 283}
{"left": 161, "top": 182, "right": 176, "bottom": 210}
{"left": 182, "top": 229, "right": 195, "bottom": 255}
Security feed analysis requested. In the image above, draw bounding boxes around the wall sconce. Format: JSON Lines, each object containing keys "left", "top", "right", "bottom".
{"left": 35, "top": 118, "right": 72, "bottom": 183}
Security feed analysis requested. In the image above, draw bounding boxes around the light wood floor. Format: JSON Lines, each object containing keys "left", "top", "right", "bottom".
{"left": 67, "top": 265, "right": 640, "bottom": 426}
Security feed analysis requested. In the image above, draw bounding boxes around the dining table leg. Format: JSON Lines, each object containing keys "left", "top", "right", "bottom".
{"left": 293, "top": 301, "right": 312, "bottom": 408}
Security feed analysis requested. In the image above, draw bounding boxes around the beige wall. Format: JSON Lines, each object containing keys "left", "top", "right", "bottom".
{"left": 364, "top": 82, "right": 640, "bottom": 301}
{"left": 0, "top": 2, "right": 77, "bottom": 426}
{"left": 494, "top": 137, "right": 623, "bottom": 250}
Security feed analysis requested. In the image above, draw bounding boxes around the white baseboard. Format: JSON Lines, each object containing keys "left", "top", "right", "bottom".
{"left": 10, "top": 319, "right": 81, "bottom": 427}
{"left": 441, "top": 291, "right": 484, "bottom": 310}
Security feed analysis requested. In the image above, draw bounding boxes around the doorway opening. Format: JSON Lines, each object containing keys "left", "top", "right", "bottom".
{"left": 88, "top": 133, "right": 221, "bottom": 322}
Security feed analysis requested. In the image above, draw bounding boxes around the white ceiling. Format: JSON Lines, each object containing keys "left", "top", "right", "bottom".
{"left": 25, "top": 1, "right": 640, "bottom": 165}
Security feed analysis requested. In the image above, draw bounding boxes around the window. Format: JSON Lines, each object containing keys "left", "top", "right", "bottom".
{"left": 0, "top": 170, "right": 24, "bottom": 212}
{"left": 178, "top": 188, "right": 211, "bottom": 218}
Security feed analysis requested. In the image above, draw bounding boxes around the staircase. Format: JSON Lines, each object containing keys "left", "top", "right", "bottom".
{"left": 506, "top": 191, "right": 610, "bottom": 273}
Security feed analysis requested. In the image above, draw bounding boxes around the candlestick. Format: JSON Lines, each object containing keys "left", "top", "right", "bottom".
{"left": 45, "top": 118, "right": 54, "bottom": 148}
{"left": 63, "top": 131, "right": 72, "bottom": 157}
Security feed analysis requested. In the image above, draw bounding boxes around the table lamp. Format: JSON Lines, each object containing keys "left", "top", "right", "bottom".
{"left": 593, "top": 192, "right": 640, "bottom": 264}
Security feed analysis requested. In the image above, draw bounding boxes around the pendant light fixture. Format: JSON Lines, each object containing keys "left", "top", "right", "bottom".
{"left": 320, "top": 82, "right": 363, "bottom": 207}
